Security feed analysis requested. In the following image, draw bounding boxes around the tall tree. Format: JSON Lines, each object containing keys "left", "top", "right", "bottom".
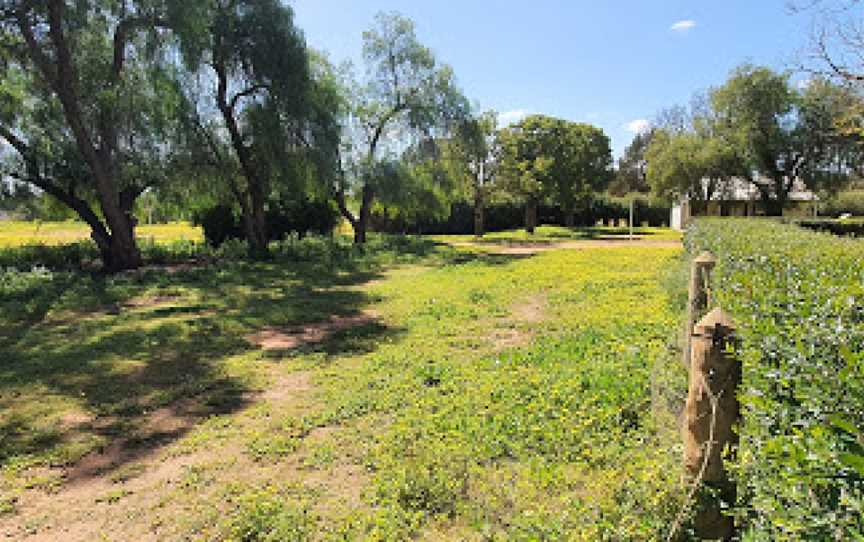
{"left": 645, "top": 130, "right": 743, "bottom": 212}
{"left": 450, "top": 110, "right": 498, "bottom": 237}
{"left": 338, "top": 12, "right": 468, "bottom": 244}
{"left": 0, "top": 1, "right": 197, "bottom": 270}
{"left": 612, "top": 129, "right": 655, "bottom": 195}
{"left": 498, "top": 115, "right": 611, "bottom": 232}
{"left": 557, "top": 123, "right": 612, "bottom": 227}
{"left": 178, "top": 0, "right": 328, "bottom": 257}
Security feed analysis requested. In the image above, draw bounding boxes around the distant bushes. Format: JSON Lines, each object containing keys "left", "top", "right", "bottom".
{"left": 371, "top": 195, "right": 670, "bottom": 234}
{"left": 194, "top": 196, "right": 340, "bottom": 247}
{"left": 821, "top": 190, "right": 864, "bottom": 218}
{"left": 686, "top": 219, "right": 864, "bottom": 539}
{"left": 796, "top": 218, "right": 864, "bottom": 237}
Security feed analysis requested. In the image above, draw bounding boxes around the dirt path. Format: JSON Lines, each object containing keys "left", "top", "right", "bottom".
{"left": 449, "top": 238, "right": 681, "bottom": 255}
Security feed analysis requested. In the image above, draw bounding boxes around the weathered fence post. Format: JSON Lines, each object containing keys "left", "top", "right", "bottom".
{"left": 683, "top": 252, "right": 717, "bottom": 368}
{"left": 683, "top": 307, "right": 740, "bottom": 540}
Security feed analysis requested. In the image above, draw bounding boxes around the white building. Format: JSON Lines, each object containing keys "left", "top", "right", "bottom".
{"left": 670, "top": 177, "right": 819, "bottom": 230}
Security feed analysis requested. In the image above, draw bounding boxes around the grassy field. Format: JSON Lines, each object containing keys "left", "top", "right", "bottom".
{"left": 0, "top": 221, "right": 203, "bottom": 248}
{"left": 0, "top": 231, "right": 687, "bottom": 540}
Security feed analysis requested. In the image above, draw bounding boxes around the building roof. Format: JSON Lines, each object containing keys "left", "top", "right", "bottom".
{"left": 691, "top": 176, "right": 818, "bottom": 202}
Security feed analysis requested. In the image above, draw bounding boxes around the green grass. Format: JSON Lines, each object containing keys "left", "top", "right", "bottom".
{"left": 0, "top": 235, "right": 688, "bottom": 540}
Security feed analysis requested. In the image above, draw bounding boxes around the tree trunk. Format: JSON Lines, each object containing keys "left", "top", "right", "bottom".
{"left": 564, "top": 207, "right": 575, "bottom": 228}
{"left": 104, "top": 216, "right": 142, "bottom": 271}
{"left": 248, "top": 184, "right": 269, "bottom": 258}
{"left": 215, "top": 62, "right": 270, "bottom": 257}
{"left": 525, "top": 199, "right": 538, "bottom": 234}
{"left": 354, "top": 184, "right": 374, "bottom": 245}
{"left": 22, "top": 2, "right": 142, "bottom": 272}
{"left": 474, "top": 188, "right": 485, "bottom": 238}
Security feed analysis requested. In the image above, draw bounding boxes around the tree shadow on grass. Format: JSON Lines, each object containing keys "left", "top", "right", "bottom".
{"left": 0, "top": 255, "right": 398, "bottom": 484}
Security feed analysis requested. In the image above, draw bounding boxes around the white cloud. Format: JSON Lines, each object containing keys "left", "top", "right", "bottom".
{"left": 625, "top": 119, "right": 651, "bottom": 134}
{"left": 670, "top": 20, "right": 696, "bottom": 32}
{"left": 498, "top": 110, "right": 530, "bottom": 127}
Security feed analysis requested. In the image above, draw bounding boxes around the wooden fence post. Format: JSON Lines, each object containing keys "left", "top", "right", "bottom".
{"left": 684, "top": 252, "right": 717, "bottom": 368}
{"left": 683, "top": 308, "right": 740, "bottom": 540}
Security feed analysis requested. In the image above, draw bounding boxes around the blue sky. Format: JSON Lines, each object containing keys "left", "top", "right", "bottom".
{"left": 291, "top": 1, "right": 816, "bottom": 158}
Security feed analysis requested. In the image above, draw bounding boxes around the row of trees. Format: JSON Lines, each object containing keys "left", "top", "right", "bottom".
{"left": 619, "top": 0, "right": 864, "bottom": 213}
{"left": 613, "top": 2, "right": 864, "bottom": 212}
{"left": 0, "top": 2, "right": 615, "bottom": 271}
{"left": 637, "top": 65, "right": 863, "bottom": 214}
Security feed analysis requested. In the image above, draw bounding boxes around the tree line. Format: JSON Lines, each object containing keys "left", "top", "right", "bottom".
{"left": 0, "top": 2, "right": 615, "bottom": 271}
{"left": 620, "top": 57, "right": 864, "bottom": 212}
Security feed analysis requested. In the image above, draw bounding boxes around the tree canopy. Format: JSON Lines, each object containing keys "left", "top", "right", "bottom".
{"left": 646, "top": 64, "right": 863, "bottom": 214}
{"left": 0, "top": 0, "right": 200, "bottom": 269}
{"left": 337, "top": 12, "right": 468, "bottom": 243}
{"left": 498, "top": 115, "right": 612, "bottom": 231}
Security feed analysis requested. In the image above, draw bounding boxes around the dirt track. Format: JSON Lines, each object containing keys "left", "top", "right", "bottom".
{"left": 449, "top": 238, "right": 682, "bottom": 255}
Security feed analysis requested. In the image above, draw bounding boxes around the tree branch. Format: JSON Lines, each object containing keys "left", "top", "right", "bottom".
{"left": 112, "top": 15, "right": 170, "bottom": 83}
{"left": 15, "top": 4, "right": 57, "bottom": 85}
{"left": 229, "top": 84, "right": 270, "bottom": 112}
{"left": 0, "top": 123, "right": 30, "bottom": 157}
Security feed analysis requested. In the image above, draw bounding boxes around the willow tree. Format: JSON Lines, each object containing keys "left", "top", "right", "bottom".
{"left": 338, "top": 12, "right": 468, "bottom": 244}
{"left": 179, "top": 0, "right": 337, "bottom": 257}
{"left": 450, "top": 110, "right": 498, "bottom": 237}
{"left": 0, "top": 1, "right": 199, "bottom": 270}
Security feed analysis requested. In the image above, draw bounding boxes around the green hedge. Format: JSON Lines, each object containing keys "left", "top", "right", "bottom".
{"left": 686, "top": 219, "right": 864, "bottom": 539}
{"left": 821, "top": 190, "right": 864, "bottom": 218}
{"left": 796, "top": 218, "right": 864, "bottom": 237}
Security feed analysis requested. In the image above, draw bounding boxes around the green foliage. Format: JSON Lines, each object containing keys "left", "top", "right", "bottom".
{"left": 339, "top": 12, "right": 469, "bottom": 241}
{"left": 0, "top": 1, "right": 206, "bottom": 269}
{"left": 194, "top": 196, "right": 340, "bottom": 248}
{"left": 612, "top": 129, "right": 654, "bottom": 195}
{"left": 647, "top": 65, "right": 863, "bottom": 213}
{"left": 686, "top": 219, "right": 864, "bottom": 539}
{"left": 223, "top": 488, "right": 311, "bottom": 541}
{"left": 822, "top": 190, "right": 864, "bottom": 217}
{"left": 646, "top": 129, "right": 743, "bottom": 204}
{"left": 711, "top": 66, "right": 862, "bottom": 207}
{"left": 497, "top": 115, "right": 612, "bottom": 215}
{"left": 796, "top": 218, "right": 864, "bottom": 237}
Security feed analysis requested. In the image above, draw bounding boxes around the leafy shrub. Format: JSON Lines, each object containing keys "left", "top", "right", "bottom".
{"left": 796, "top": 218, "right": 864, "bottom": 237}
{"left": 0, "top": 242, "right": 97, "bottom": 270}
{"left": 821, "top": 190, "right": 864, "bottom": 218}
{"left": 686, "top": 219, "right": 864, "bottom": 539}
{"left": 195, "top": 204, "right": 243, "bottom": 248}
{"left": 194, "top": 197, "right": 340, "bottom": 248}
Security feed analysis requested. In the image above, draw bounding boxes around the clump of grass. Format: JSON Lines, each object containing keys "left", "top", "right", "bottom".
{"left": 222, "top": 488, "right": 312, "bottom": 542}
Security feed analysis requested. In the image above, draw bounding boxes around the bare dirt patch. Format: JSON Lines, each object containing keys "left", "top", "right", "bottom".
{"left": 261, "top": 371, "right": 314, "bottom": 403}
{"left": 491, "top": 294, "right": 548, "bottom": 352}
{"left": 246, "top": 310, "right": 380, "bottom": 352}
{"left": 64, "top": 398, "right": 200, "bottom": 484}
